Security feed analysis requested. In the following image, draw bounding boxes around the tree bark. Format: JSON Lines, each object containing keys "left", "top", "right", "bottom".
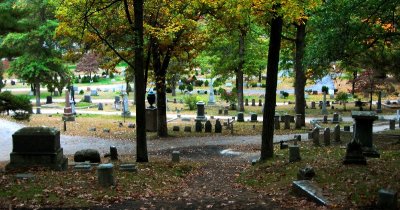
{"left": 133, "top": 0, "right": 148, "bottom": 162}
{"left": 294, "top": 22, "right": 306, "bottom": 126}
{"left": 237, "top": 30, "right": 246, "bottom": 112}
{"left": 261, "top": 15, "right": 283, "bottom": 161}
{"left": 352, "top": 71, "right": 357, "bottom": 95}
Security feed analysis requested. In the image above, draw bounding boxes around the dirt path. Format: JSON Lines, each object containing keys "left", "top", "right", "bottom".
{"left": 99, "top": 146, "right": 285, "bottom": 210}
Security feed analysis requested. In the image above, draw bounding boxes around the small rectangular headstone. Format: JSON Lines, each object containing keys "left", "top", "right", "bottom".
{"left": 378, "top": 189, "right": 398, "bottom": 210}
{"left": 74, "top": 164, "right": 92, "bottom": 171}
{"left": 120, "top": 163, "right": 137, "bottom": 172}
{"left": 172, "top": 151, "right": 180, "bottom": 163}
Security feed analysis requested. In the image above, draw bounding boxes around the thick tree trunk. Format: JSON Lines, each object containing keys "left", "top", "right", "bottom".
{"left": 294, "top": 23, "right": 306, "bottom": 126}
{"left": 133, "top": 0, "right": 148, "bottom": 162}
{"left": 237, "top": 30, "right": 246, "bottom": 112}
{"left": 260, "top": 15, "right": 283, "bottom": 161}
{"left": 35, "top": 81, "right": 41, "bottom": 114}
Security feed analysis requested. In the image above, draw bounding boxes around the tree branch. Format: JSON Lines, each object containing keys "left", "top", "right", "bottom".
{"left": 123, "top": 0, "right": 136, "bottom": 34}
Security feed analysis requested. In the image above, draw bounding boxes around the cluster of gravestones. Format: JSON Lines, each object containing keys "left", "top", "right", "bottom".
{"left": 236, "top": 112, "right": 258, "bottom": 122}
{"left": 308, "top": 124, "right": 341, "bottom": 147}
{"left": 273, "top": 114, "right": 304, "bottom": 130}
{"left": 244, "top": 98, "right": 263, "bottom": 107}
{"left": 308, "top": 100, "right": 337, "bottom": 110}
{"left": 172, "top": 119, "right": 222, "bottom": 133}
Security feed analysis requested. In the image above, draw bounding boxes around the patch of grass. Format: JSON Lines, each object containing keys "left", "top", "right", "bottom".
{"left": 238, "top": 135, "right": 400, "bottom": 208}
{"left": 0, "top": 158, "right": 200, "bottom": 208}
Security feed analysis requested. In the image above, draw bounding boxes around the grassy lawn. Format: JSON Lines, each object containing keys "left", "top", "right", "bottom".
{"left": 0, "top": 159, "right": 200, "bottom": 208}
{"left": 238, "top": 131, "right": 400, "bottom": 209}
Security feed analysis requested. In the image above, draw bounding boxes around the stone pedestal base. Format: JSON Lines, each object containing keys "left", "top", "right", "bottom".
{"left": 343, "top": 141, "right": 367, "bottom": 165}
{"left": 62, "top": 114, "right": 75, "bottom": 121}
{"left": 362, "top": 146, "right": 380, "bottom": 158}
{"left": 6, "top": 148, "right": 68, "bottom": 171}
{"left": 145, "top": 108, "right": 157, "bottom": 132}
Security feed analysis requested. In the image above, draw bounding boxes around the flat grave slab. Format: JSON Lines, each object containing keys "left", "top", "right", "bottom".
{"left": 292, "top": 180, "right": 330, "bottom": 206}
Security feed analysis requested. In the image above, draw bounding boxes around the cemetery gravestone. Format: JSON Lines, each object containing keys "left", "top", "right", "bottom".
{"left": 184, "top": 126, "right": 192, "bottom": 132}
{"left": 389, "top": 120, "right": 395, "bottom": 130}
{"left": 172, "top": 151, "right": 180, "bottom": 163}
{"left": 83, "top": 95, "right": 92, "bottom": 103}
{"left": 312, "top": 127, "right": 320, "bottom": 146}
{"left": 245, "top": 98, "right": 249, "bottom": 106}
{"left": 195, "top": 121, "right": 203, "bottom": 132}
{"left": 311, "top": 101, "right": 316, "bottom": 109}
{"left": 173, "top": 126, "right": 180, "bottom": 131}
{"left": 110, "top": 146, "right": 118, "bottom": 161}
{"left": 215, "top": 119, "right": 222, "bottom": 133}
{"left": 251, "top": 99, "right": 256, "bottom": 106}
{"left": 378, "top": 189, "right": 398, "bottom": 210}
{"left": 289, "top": 145, "right": 301, "bottom": 162}
{"left": 224, "top": 108, "right": 229, "bottom": 116}
{"left": 297, "top": 166, "right": 315, "bottom": 180}
{"left": 46, "top": 96, "right": 52, "bottom": 104}
{"left": 237, "top": 112, "right": 244, "bottom": 122}
{"left": 323, "top": 115, "right": 328, "bottom": 123}
{"left": 332, "top": 113, "right": 339, "bottom": 123}
{"left": 250, "top": 113, "right": 258, "bottom": 122}
{"left": 205, "top": 121, "right": 212, "bottom": 133}
{"left": 274, "top": 116, "right": 280, "bottom": 130}
{"left": 352, "top": 111, "right": 379, "bottom": 158}
{"left": 259, "top": 99, "right": 262, "bottom": 106}
{"left": 324, "top": 128, "right": 330, "bottom": 146}
{"left": 74, "top": 149, "right": 101, "bottom": 163}
{"left": 295, "top": 114, "right": 302, "bottom": 129}
{"left": 6, "top": 127, "right": 68, "bottom": 171}
{"left": 344, "top": 125, "right": 351, "bottom": 132}
{"left": 98, "top": 103, "right": 104, "bottom": 111}
{"left": 284, "top": 115, "right": 290, "bottom": 129}
{"left": 334, "top": 125, "right": 341, "bottom": 142}
{"left": 97, "top": 163, "right": 115, "bottom": 187}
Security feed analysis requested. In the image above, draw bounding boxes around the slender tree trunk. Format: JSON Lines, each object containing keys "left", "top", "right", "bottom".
{"left": 171, "top": 75, "right": 176, "bottom": 96}
{"left": 35, "top": 81, "right": 41, "bottom": 114}
{"left": 294, "top": 22, "right": 306, "bottom": 126}
{"left": 133, "top": 0, "right": 148, "bottom": 162}
{"left": 352, "top": 71, "right": 357, "bottom": 95}
{"left": 237, "top": 30, "right": 246, "bottom": 112}
{"left": 261, "top": 15, "right": 283, "bottom": 161}
{"left": 152, "top": 42, "right": 168, "bottom": 137}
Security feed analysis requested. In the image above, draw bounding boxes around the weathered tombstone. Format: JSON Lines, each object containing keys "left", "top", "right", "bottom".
{"left": 205, "top": 120, "right": 212, "bottom": 133}
{"left": 195, "top": 120, "right": 203, "bottom": 132}
{"left": 53, "top": 91, "right": 59, "bottom": 96}
{"left": 83, "top": 95, "right": 92, "bottom": 103}
{"left": 378, "top": 189, "right": 398, "bottom": 210}
{"left": 284, "top": 114, "right": 290, "bottom": 129}
{"left": 224, "top": 108, "right": 228, "bottom": 116}
{"left": 208, "top": 79, "right": 216, "bottom": 105}
{"left": 237, "top": 112, "right": 244, "bottom": 122}
{"left": 121, "top": 92, "right": 131, "bottom": 117}
{"left": 323, "top": 115, "right": 328, "bottom": 123}
{"left": 90, "top": 89, "right": 98, "bottom": 96}
{"left": 332, "top": 113, "right": 339, "bottom": 123}
{"left": 311, "top": 101, "right": 316, "bottom": 109}
{"left": 128, "top": 123, "right": 135, "bottom": 128}
{"left": 289, "top": 145, "right": 301, "bottom": 162}
{"left": 295, "top": 134, "right": 301, "bottom": 142}
{"left": 74, "top": 149, "right": 101, "bottom": 163}
{"left": 343, "top": 140, "right": 367, "bottom": 165}
{"left": 184, "top": 126, "right": 192, "bottom": 132}
{"left": 172, "top": 151, "right": 180, "bottom": 163}
{"left": 280, "top": 141, "right": 288, "bottom": 149}
{"left": 251, "top": 99, "right": 256, "bottom": 106}
{"left": 324, "top": 128, "right": 330, "bottom": 146}
{"left": 258, "top": 99, "right": 262, "bottom": 106}
{"left": 98, "top": 103, "right": 104, "bottom": 111}
{"left": 110, "top": 146, "right": 118, "bottom": 161}
{"left": 344, "top": 125, "right": 351, "bottom": 132}
{"left": 103, "top": 128, "right": 111, "bottom": 133}
{"left": 172, "top": 126, "right": 180, "bottom": 131}
{"left": 334, "top": 125, "right": 341, "bottom": 142}
{"left": 295, "top": 114, "right": 302, "bottom": 129}
{"left": 250, "top": 113, "right": 258, "bottom": 122}
{"left": 352, "top": 111, "right": 379, "bottom": 157}
{"left": 297, "top": 166, "right": 315, "bottom": 180}
{"left": 173, "top": 98, "right": 177, "bottom": 103}
{"left": 326, "top": 100, "right": 330, "bottom": 107}
{"left": 46, "top": 96, "right": 52, "bottom": 104}
{"left": 218, "top": 108, "right": 223, "bottom": 115}
{"left": 389, "top": 120, "right": 395, "bottom": 130}
{"left": 245, "top": 98, "right": 249, "bottom": 106}
{"left": 97, "top": 163, "right": 114, "bottom": 187}
{"left": 274, "top": 116, "right": 280, "bottom": 130}
{"left": 312, "top": 127, "right": 320, "bottom": 146}
{"left": 215, "top": 119, "right": 222, "bottom": 133}
{"left": 195, "top": 101, "right": 207, "bottom": 121}
{"left": 74, "top": 163, "right": 92, "bottom": 171}
{"left": 114, "top": 96, "right": 121, "bottom": 104}
{"left": 5, "top": 127, "right": 68, "bottom": 171}
{"left": 63, "top": 90, "right": 75, "bottom": 121}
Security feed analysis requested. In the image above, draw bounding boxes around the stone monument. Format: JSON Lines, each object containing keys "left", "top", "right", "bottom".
{"left": 6, "top": 127, "right": 68, "bottom": 171}
{"left": 208, "top": 79, "right": 216, "bottom": 105}
{"left": 121, "top": 92, "right": 131, "bottom": 117}
{"left": 195, "top": 101, "right": 207, "bottom": 121}
{"left": 63, "top": 90, "right": 75, "bottom": 121}
{"left": 352, "top": 111, "right": 379, "bottom": 158}
{"left": 145, "top": 91, "right": 157, "bottom": 132}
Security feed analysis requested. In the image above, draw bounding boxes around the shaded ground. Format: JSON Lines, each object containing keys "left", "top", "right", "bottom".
{"left": 99, "top": 145, "right": 286, "bottom": 210}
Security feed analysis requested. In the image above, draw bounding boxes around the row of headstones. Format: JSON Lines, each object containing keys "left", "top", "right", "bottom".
{"left": 244, "top": 98, "right": 264, "bottom": 106}
{"left": 309, "top": 101, "right": 335, "bottom": 109}
{"left": 309, "top": 125, "right": 341, "bottom": 146}
{"left": 172, "top": 119, "right": 223, "bottom": 133}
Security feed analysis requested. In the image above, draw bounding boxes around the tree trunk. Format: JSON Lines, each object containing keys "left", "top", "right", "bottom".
{"left": 352, "top": 71, "right": 357, "bottom": 95}
{"left": 294, "top": 22, "right": 306, "bottom": 126}
{"left": 171, "top": 74, "right": 176, "bottom": 96}
{"left": 237, "top": 30, "right": 246, "bottom": 112}
{"left": 261, "top": 15, "right": 283, "bottom": 161}
{"left": 152, "top": 42, "right": 168, "bottom": 137}
{"left": 133, "top": 0, "right": 148, "bottom": 162}
{"left": 35, "top": 81, "right": 41, "bottom": 114}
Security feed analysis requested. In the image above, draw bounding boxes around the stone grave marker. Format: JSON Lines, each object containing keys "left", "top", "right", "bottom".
{"left": 110, "top": 146, "right": 118, "bottom": 161}
{"left": 378, "top": 189, "right": 398, "bottom": 210}
{"left": 284, "top": 114, "right": 290, "bottom": 129}
{"left": 237, "top": 112, "right": 244, "bottom": 122}
{"left": 280, "top": 141, "right": 288, "bottom": 149}
{"left": 173, "top": 126, "right": 180, "bottom": 131}
{"left": 289, "top": 145, "right": 301, "bottom": 162}
{"left": 46, "top": 96, "right": 52, "bottom": 104}
{"left": 83, "top": 95, "right": 92, "bottom": 103}
{"left": 334, "top": 125, "right": 340, "bottom": 142}
{"left": 344, "top": 125, "right": 351, "bottom": 132}
{"left": 245, "top": 98, "right": 249, "bottom": 106}
{"left": 297, "top": 166, "right": 315, "bottom": 180}
{"left": 352, "top": 111, "right": 379, "bottom": 157}
{"left": 389, "top": 120, "right": 395, "bottom": 130}
{"left": 98, "top": 103, "right": 104, "bottom": 111}
{"left": 172, "top": 151, "right": 180, "bottom": 163}
{"left": 215, "top": 119, "right": 222, "bottom": 133}
{"left": 332, "top": 113, "right": 339, "bottom": 123}
{"left": 74, "top": 163, "right": 92, "bottom": 171}
{"left": 311, "top": 101, "right": 316, "bottom": 109}
{"left": 292, "top": 180, "right": 330, "bottom": 206}
{"left": 120, "top": 163, "right": 137, "bottom": 172}
{"left": 324, "top": 128, "right": 330, "bottom": 146}
{"left": 6, "top": 127, "right": 68, "bottom": 171}
{"left": 97, "top": 163, "right": 115, "bottom": 187}
{"left": 205, "top": 121, "right": 212, "bottom": 133}
{"left": 312, "top": 127, "right": 320, "bottom": 146}
{"left": 184, "top": 126, "right": 192, "bottom": 132}
{"left": 250, "top": 113, "right": 258, "bottom": 122}
{"left": 343, "top": 140, "right": 367, "bottom": 165}
{"left": 218, "top": 108, "right": 223, "bottom": 115}
{"left": 224, "top": 108, "right": 229, "bottom": 116}
{"left": 258, "top": 99, "right": 262, "bottom": 106}
{"left": 323, "top": 115, "right": 328, "bottom": 123}
{"left": 195, "top": 120, "right": 203, "bottom": 132}
{"left": 295, "top": 114, "right": 302, "bottom": 129}
{"left": 251, "top": 99, "right": 256, "bottom": 106}
{"left": 74, "top": 149, "right": 101, "bottom": 163}
{"left": 274, "top": 116, "right": 280, "bottom": 130}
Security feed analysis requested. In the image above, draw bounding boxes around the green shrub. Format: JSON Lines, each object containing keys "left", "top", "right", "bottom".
{"left": 194, "top": 80, "right": 204, "bottom": 87}
{"left": 0, "top": 91, "right": 32, "bottom": 120}
{"left": 179, "top": 84, "right": 186, "bottom": 93}
{"left": 187, "top": 84, "right": 193, "bottom": 92}
{"left": 204, "top": 80, "right": 209, "bottom": 87}
{"left": 321, "top": 86, "right": 329, "bottom": 93}
{"left": 184, "top": 95, "right": 199, "bottom": 110}
{"left": 335, "top": 91, "right": 349, "bottom": 110}
{"left": 79, "top": 89, "right": 84, "bottom": 95}
{"left": 92, "top": 75, "right": 99, "bottom": 82}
